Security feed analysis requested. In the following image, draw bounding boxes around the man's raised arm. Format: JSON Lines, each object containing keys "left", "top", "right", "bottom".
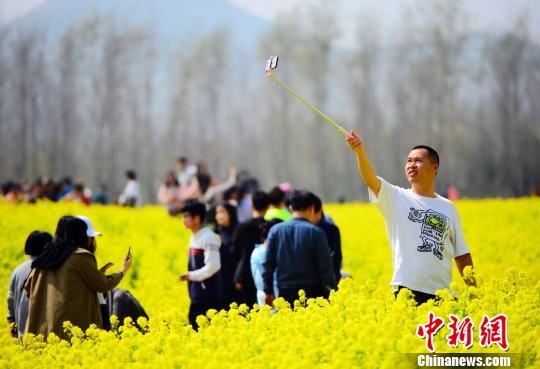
{"left": 345, "top": 131, "right": 381, "bottom": 196}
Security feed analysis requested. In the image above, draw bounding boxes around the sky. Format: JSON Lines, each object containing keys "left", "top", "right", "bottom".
{"left": 229, "top": 0, "right": 540, "bottom": 45}
{"left": 1, "top": 0, "right": 539, "bottom": 45}
{"left": 0, "top": 0, "right": 46, "bottom": 23}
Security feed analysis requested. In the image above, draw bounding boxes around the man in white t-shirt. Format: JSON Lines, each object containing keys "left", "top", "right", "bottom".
{"left": 346, "top": 131, "right": 476, "bottom": 305}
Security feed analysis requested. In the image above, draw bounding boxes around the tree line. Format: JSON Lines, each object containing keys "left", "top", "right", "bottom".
{"left": 0, "top": 0, "right": 538, "bottom": 202}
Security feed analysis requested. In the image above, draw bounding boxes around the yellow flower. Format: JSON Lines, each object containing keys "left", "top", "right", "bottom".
{"left": 0, "top": 199, "right": 538, "bottom": 368}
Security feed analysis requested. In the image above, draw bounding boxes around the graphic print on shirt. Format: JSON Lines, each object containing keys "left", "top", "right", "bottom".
{"left": 408, "top": 208, "right": 450, "bottom": 260}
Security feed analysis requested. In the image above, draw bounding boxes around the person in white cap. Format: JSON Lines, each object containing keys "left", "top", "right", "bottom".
{"left": 76, "top": 215, "right": 148, "bottom": 330}
{"left": 76, "top": 215, "right": 102, "bottom": 252}
{"left": 77, "top": 215, "right": 115, "bottom": 330}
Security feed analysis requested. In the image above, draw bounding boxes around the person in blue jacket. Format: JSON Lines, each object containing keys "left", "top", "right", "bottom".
{"left": 262, "top": 190, "right": 336, "bottom": 306}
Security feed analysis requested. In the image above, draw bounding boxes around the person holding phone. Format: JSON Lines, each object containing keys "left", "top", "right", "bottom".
{"left": 24, "top": 216, "right": 132, "bottom": 339}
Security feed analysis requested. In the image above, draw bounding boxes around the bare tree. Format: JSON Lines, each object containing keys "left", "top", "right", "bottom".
{"left": 389, "top": 0, "right": 468, "bottom": 192}
{"left": 487, "top": 17, "right": 532, "bottom": 195}
{"left": 257, "top": 0, "right": 340, "bottom": 198}
{"left": 523, "top": 32, "right": 540, "bottom": 194}
{"left": 1, "top": 4, "right": 538, "bottom": 200}
{"left": 167, "top": 49, "right": 195, "bottom": 166}
{"left": 124, "top": 32, "right": 156, "bottom": 201}
{"left": 295, "top": 0, "right": 340, "bottom": 199}
{"left": 258, "top": 13, "right": 305, "bottom": 185}
{"left": 189, "top": 28, "right": 231, "bottom": 174}
{"left": 0, "top": 30, "right": 9, "bottom": 177}
{"left": 56, "top": 30, "right": 79, "bottom": 177}
{"left": 11, "top": 29, "right": 44, "bottom": 181}
{"left": 345, "top": 16, "right": 383, "bottom": 199}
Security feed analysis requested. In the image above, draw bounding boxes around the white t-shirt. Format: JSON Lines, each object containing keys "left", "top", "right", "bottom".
{"left": 369, "top": 177, "right": 470, "bottom": 295}
{"left": 177, "top": 165, "right": 197, "bottom": 187}
{"left": 120, "top": 180, "right": 141, "bottom": 205}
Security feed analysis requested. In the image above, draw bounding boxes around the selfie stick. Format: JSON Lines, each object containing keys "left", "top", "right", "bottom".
{"left": 265, "top": 56, "right": 349, "bottom": 137}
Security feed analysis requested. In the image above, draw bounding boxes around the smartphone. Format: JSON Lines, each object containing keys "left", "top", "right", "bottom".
{"left": 101, "top": 262, "right": 114, "bottom": 271}
{"left": 265, "top": 56, "right": 279, "bottom": 72}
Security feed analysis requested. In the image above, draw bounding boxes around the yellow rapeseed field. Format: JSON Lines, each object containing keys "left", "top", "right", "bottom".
{"left": 0, "top": 199, "right": 538, "bottom": 368}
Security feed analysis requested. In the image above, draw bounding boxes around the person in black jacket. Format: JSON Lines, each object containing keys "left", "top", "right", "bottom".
{"left": 213, "top": 202, "right": 239, "bottom": 309}
{"left": 106, "top": 288, "right": 149, "bottom": 332}
{"left": 312, "top": 195, "right": 343, "bottom": 285}
{"left": 231, "top": 191, "right": 270, "bottom": 306}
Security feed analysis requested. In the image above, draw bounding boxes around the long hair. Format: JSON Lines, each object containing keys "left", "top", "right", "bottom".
{"left": 32, "top": 216, "right": 89, "bottom": 269}
{"left": 165, "top": 171, "right": 179, "bottom": 187}
{"left": 197, "top": 173, "right": 211, "bottom": 195}
{"left": 214, "top": 202, "right": 238, "bottom": 232}
{"left": 52, "top": 216, "right": 88, "bottom": 247}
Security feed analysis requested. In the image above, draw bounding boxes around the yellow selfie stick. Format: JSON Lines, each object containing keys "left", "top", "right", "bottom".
{"left": 266, "top": 57, "right": 349, "bottom": 137}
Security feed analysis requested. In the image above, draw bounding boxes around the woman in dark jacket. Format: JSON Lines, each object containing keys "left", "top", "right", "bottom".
{"left": 24, "top": 216, "right": 132, "bottom": 339}
{"left": 213, "top": 203, "right": 238, "bottom": 309}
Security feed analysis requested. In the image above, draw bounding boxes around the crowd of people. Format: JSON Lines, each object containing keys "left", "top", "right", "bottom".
{"left": 0, "top": 169, "right": 147, "bottom": 207}
{"left": 177, "top": 188, "right": 344, "bottom": 329}
{"left": 157, "top": 157, "right": 249, "bottom": 215}
{"left": 6, "top": 181, "right": 346, "bottom": 335}
{"left": 173, "top": 135, "right": 481, "bottom": 328}
{"left": 7, "top": 133, "right": 483, "bottom": 337}
{"left": 1, "top": 176, "right": 99, "bottom": 205}
{"left": 1, "top": 157, "right": 258, "bottom": 210}
{"left": 1, "top": 176, "right": 121, "bottom": 206}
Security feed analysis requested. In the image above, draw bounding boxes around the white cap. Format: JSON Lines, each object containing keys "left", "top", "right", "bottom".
{"left": 76, "top": 215, "right": 102, "bottom": 237}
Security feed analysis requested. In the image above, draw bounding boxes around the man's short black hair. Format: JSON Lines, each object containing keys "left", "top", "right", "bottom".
{"left": 287, "top": 190, "right": 318, "bottom": 212}
{"left": 252, "top": 191, "right": 270, "bottom": 212}
{"left": 412, "top": 145, "right": 440, "bottom": 165}
{"left": 179, "top": 200, "right": 207, "bottom": 222}
{"left": 177, "top": 157, "right": 188, "bottom": 164}
{"left": 268, "top": 186, "right": 286, "bottom": 207}
{"left": 126, "top": 170, "right": 137, "bottom": 180}
{"left": 25, "top": 231, "right": 52, "bottom": 256}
